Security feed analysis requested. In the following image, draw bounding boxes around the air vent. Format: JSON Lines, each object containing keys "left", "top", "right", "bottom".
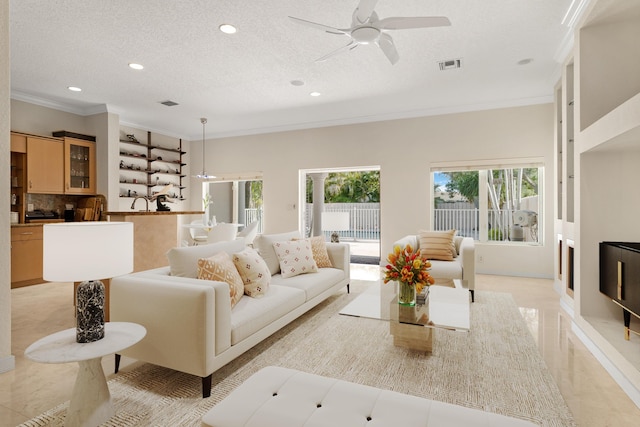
{"left": 438, "top": 58, "right": 462, "bottom": 71}
{"left": 159, "top": 100, "right": 179, "bottom": 107}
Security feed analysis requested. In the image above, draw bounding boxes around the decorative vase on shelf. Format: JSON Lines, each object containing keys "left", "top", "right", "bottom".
{"left": 398, "top": 281, "right": 416, "bottom": 306}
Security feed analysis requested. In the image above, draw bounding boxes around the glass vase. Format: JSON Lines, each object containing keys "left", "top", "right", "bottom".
{"left": 398, "top": 281, "right": 416, "bottom": 306}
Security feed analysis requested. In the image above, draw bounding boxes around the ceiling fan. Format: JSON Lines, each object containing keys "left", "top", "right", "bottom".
{"left": 289, "top": 0, "right": 451, "bottom": 65}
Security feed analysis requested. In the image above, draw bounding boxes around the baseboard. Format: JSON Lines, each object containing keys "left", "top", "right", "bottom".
{"left": 0, "top": 354, "right": 16, "bottom": 373}
{"left": 571, "top": 320, "right": 640, "bottom": 408}
{"left": 559, "top": 298, "right": 575, "bottom": 319}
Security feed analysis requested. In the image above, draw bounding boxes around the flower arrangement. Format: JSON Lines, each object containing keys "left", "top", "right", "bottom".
{"left": 383, "top": 244, "right": 434, "bottom": 303}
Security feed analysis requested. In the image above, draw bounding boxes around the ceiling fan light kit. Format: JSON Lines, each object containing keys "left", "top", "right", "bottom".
{"left": 289, "top": 0, "right": 451, "bottom": 65}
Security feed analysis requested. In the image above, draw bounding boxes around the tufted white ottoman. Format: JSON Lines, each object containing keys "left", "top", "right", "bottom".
{"left": 202, "top": 366, "right": 538, "bottom": 427}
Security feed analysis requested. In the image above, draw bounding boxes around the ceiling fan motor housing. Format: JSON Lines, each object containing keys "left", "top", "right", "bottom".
{"left": 351, "top": 26, "right": 380, "bottom": 44}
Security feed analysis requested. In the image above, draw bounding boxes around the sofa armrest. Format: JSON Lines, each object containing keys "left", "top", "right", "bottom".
{"left": 110, "top": 272, "right": 232, "bottom": 378}
{"left": 325, "top": 242, "right": 350, "bottom": 278}
{"left": 458, "top": 237, "right": 475, "bottom": 291}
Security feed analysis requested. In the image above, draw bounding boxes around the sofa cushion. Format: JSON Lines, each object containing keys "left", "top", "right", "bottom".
{"left": 272, "top": 267, "right": 345, "bottom": 301}
{"left": 418, "top": 229, "right": 456, "bottom": 261}
{"left": 254, "top": 231, "right": 302, "bottom": 275}
{"left": 273, "top": 239, "right": 318, "bottom": 278}
{"left": 197, "top": 252, "right": 244, "bottom": 308}
{"left": 232, "top": 247, "right": 271, "bottom": 298}
{"left": 230, "top": 285, "right": 305, "bottom": 345}
{"left": 167, "top": 238, "right": 245, "bottom": 278}
{"left": 305, "top": 236, "right": 333, "bottom": 268}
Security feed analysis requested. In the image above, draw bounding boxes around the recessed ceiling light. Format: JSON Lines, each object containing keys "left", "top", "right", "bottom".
{"left": 219, "top": 24, "right": 237, "bottom": 34}
{"left": 290, "top": 80, "right": 305, "bottom": 86}
{"left": 67, "top": 86, "right": 82, "bottom": 92}
{"left": 310, "top": 92, "right": 321, "bottom": 97}
{"left": 129, "top": 63, "right": 144, "bottom": 70}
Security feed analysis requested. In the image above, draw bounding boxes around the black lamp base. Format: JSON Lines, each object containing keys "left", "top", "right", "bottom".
{"left": 76, "top": 280, "right": 105, "bottom": 343}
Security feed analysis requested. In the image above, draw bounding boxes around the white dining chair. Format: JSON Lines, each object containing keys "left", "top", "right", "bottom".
{"left": 237, "top": 220, "right": 259, "bottom": 246}
{"left": 207, "top": 223, "right": 238, "bottom": 244}
{"left": 189, "top": 220, "right": 209, "bottom": 245}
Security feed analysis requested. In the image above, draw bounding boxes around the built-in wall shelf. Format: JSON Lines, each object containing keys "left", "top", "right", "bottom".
{"left": 554, "top": 0, "right": 640, "bottom": 407}
{"left": 118, "top": 130, "right": 186, "bottom": 201}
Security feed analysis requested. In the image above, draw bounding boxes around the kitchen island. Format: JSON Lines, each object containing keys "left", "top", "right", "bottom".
{"left": 103, "top": 211, "right": 203, "bottom": 272}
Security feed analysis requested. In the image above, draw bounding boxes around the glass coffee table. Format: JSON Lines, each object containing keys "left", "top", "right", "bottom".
{"left": 340, "top": 278, "right": 470, "bottom": 352}
{"left": 389, "top": 279, "right": 470, "bottom": 351}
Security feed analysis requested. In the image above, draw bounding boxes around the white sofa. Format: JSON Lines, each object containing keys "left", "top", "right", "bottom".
{"left": 110, "top": 235, "right": 350, "bottom": 398}
{"left": 202, "top": 366, "right": 538, "bottom": 427}
{"left": 393, "top": 234, "right": 475, "bottom": 302}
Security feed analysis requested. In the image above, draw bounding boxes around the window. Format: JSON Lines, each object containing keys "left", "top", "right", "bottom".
{"left": 432, "top": 161, "right": 543, "bottom": 244}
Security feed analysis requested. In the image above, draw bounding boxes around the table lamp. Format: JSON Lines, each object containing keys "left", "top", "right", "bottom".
{"left": 321, "top": 212, "right": 350, "bottom": 242}
{"left": 43, "top": 222, "right": 134, "bottom": 343}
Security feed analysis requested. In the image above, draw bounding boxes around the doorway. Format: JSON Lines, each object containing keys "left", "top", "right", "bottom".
{"left": 204, "top": 178, "right": 263, "bottom": 233}
{"left": 302, "top": 167, "right": 380, "bottom": 265}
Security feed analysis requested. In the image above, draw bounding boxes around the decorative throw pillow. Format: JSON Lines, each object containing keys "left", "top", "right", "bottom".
{"left": 197, "top": 252, "right": 244, "bottom": 308}
{"left": 253, "top": 230, "right": 302, "bottom": 275}
{"left": 418, "top": 229, "right": 457, "bottom": 261}
{"left": 232, "top": 247, "right": 271, "bottom": 298}
{"left": 272, "top": 239, "right": 318, "bottom": 279}
{"left": 167, "top": 238, "right": 245, "bottom": 278}
{"left": 295, "top": 235, "right": 332, "bottom": 268}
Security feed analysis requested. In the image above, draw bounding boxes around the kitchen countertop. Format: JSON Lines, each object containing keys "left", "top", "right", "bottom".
{"left": 103, "top": 211, "right": 204, "bottom": 216}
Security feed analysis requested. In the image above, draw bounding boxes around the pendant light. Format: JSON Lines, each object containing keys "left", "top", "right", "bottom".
{"left": 194, "top": 117, "right": 216, "bottom": 179}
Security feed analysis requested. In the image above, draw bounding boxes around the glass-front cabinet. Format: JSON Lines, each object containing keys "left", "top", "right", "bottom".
{"left": 64, "top": 137, "right": 96, "bottom": 194}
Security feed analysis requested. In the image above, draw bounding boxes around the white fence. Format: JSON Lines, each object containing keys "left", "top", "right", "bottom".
{"left": 247, "top": 205, "right": 537, "bottom": 243}
{"left": 305, "top": 203, "right": 380, "bottom": 241}
{"left": 243, "top": 208, "right": 264, "bottom": 234}
{"left": 434, "top": 208, "right": 538, "bottom": 242}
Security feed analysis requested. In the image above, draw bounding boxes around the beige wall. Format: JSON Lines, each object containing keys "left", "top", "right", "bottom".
{"left": 1, "top": 0, "right": 15, "bottom": 372}
{"left": 9, "top": 99, "right": 555, "bottom": 283}
{"left": 190, "top": 103, "right": 555, "bottom": 278}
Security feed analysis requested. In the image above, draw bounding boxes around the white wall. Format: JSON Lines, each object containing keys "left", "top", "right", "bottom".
{"left": 1, "top": 0, "right": 15, "bottom": 373}
{"left": 190, "top": 103, "right": 555, "bottom": 278}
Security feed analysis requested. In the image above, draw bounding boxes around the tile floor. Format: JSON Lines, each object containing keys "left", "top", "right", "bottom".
{"left": 2, "top": 266, "right": 640, "bottom": 426}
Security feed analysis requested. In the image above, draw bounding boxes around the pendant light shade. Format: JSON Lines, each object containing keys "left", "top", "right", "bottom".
{"left": 194, "top": 117, "right": 216, "bottom": 179}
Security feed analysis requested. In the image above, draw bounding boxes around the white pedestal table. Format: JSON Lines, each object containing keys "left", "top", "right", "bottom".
{"left": 25, "top": 322, "right": 146, "bottom": 427}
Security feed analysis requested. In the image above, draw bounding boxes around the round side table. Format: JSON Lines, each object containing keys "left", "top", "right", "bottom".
{"left": 25, "top": 322, "right": 146, "bottom": 427}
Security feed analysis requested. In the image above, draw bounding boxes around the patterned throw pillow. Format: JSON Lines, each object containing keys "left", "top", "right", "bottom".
{"left": 197, "top": 252, "right": 244, "bottom": 308}
{"left": 232, "top": 247, "right": 271, "bottom": 298}
{"left": 418, "top": 229, "right": 457, "bottom": 261}
{"left": 295, "top": 236, "right": 332, "bottom": 268}
{"left": 272, "top": 239, "right": 319, "bottom": 279}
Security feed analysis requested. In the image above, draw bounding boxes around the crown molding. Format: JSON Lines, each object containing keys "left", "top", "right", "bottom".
{"left": 10, "top": 90, "right": 109, "bottom": 116}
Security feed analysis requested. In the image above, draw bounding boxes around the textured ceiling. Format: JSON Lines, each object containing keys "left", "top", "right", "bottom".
{"left": 10, "top": 0, "right": 581, "bottom": 139}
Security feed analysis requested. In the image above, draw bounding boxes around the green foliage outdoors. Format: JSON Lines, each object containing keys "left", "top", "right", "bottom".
{"left": 244, "top": 180, "right": 263, "bottom": 208}
{"left": 306, "top": 171, "right": 380, "bottom": 203}
{"left": 443, "top": 168, "right": 538, "bottom": 208}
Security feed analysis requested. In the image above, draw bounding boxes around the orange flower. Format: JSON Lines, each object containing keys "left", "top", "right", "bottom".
{"left": 383, "top": 244, "right": 433, "bottom": 290}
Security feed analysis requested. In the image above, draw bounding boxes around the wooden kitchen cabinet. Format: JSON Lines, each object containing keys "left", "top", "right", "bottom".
{"left": 26, "top": 136, "right": 64, "bottom": 194}
{"left": 64, "top": 137, "right": 96, "bottom": 194}
{"left": 11, "top": 225, "right": 44, "bottom": 288}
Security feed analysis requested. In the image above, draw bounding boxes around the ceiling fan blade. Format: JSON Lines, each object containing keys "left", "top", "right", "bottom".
{"left": 376, "top": 16, "right": 451, "bottom": 30}
{"left": 377, "top": 33, "right": 399, "bottom": 65}
{"left": 288, "top": 16, "right": 348, "bottom": 35}
{"left": 352, "top": 0, "right": 379, "bottom": 25}
{"left": 315, "top": 41, "right": 358, "bottom": 62}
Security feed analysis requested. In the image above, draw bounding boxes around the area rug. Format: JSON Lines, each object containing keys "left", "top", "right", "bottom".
{"left": 19, "top": 286, "right": 576, "bottom": 427}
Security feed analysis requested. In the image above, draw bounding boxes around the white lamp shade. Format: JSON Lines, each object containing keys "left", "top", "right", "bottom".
{"left": 43, "top": 222, "right": 134, "bottom": 282}
{"left": 321, "top": 212, "right": 350, "bottom": 231}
